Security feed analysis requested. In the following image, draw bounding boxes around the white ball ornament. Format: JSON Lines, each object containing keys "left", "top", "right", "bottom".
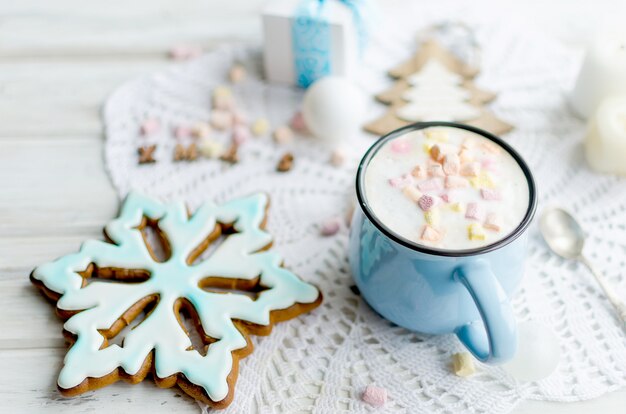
{"left": 302, "top": 76, "right": 366, "bottom": 145}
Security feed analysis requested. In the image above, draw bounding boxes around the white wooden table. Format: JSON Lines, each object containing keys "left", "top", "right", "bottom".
{"left": 1, "top": 0, "right": 624, "bottom": 412}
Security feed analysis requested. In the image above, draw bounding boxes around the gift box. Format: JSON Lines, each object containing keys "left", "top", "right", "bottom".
{"left": 262, "top": 0, "right": 369, "bottom": 88}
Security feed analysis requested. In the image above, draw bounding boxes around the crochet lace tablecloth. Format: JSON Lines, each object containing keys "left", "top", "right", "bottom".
{"left": 103, "top": 4, "right": 626, "bottom": 413}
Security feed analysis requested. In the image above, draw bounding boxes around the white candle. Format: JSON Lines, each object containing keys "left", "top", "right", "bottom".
{"left": 586, "top": 96, "right": 626, "bottom": 175}
{"left": 570, "top": 29, "right": 626, "bottom": 118}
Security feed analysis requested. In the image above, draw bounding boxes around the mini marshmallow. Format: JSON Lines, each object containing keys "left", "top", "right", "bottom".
{"left": 424, "top": 209, "right": 440, "bottom": 225}
{"left": 484, "top": 212, "right": 502, "bottom": 231}
{"left": 411, "top": 165, "right": 426, "bottom": 179}
{"left": 212, "top": 85, "right": 234, "bottom": 110}
{"left": 481, "top": 140, "right": 501, "bottom": 154}
{"left": 452, "top": 352, "right": 476, "bottom": 377}
{"left": 481, "top": 157, "right": 499, "bottom": 172}
{"left": 418, "top": 194, "right": 436, "bottom": 211}
{"left": 443, "top": 153, "right": 461, "bottom": 175}
{"left": 470, "top": 172, "right": 496, "bottom": 189}
{"left": 468, "top": 223, "right": 486, "bottom": 241}
{"left": 389, "top": 174, "right": 413, "bottom": 188}
{"left": 402, "top": 185, "right": 422, "bottom": 202}
{"left": 423, "top": 142, "right": 434, "bottom": 154}
{"left": 330, "top": 148, "right": 346, "bottom": 167}
{"left": 460, "top": 162, "right": 480, "bottom": 177}
{"left": 198, "top": 137, "right": 224, "bottom": 158}
{"left": 440, "top": 193, "right": 453, "bottom": 203}
{"left": 465, "top": 202, "right": 484, "bottom": 221}
{"left": 428, "top": 164, "right": 446, "bottom": 177}
{"left": 232, "top": 125, "right": 250, "bottom": 145}
{"left": 421, "top": 225, "right": 443, "bottom": 242}
{"left": 459, "top": 148, "right": 473, "bottom": 163}
{"left": 445, "top": 176, "right": 468, "bottom": 189}
{"left": 480, "top": 188, "right": 501, "bottom": 201}
{"left": 174, "top": 125, "right": 191, "bottom": 139}
{"left": 232, "top": 111, "right": 248, "bottom": 126}
{"left": 362, "top": 385, "right": 387, "bottom": 408}
{"left": 191, "top": 122, "right": 211, "bottom": 138}
{"left": 251, "top": 118, "right": 270, "bottom": 136}
{"left": 290, "top": 111, "right": 308, "bottom": 132}
{"left": 169, "top": 44, "right": 202, "bottom": 60}
{"left": 320, "top": 218, "right": 341, "bottom": 236}
{"left": 229, "top": 64, "right": 247, "bottom": 84}
{"left": 273, "top": 126, "right": 294, "bottom": 144}
{"left": 417, "top": 178, "right": 443, "bottom": 192}
{"left": 449, "top": 202, "right": 463, "bottom": 213}
{"left": 210, "top": 110, "right": 232, "bottom": 130}
{"left": 391, "top": 138, "right": 411, "bottom": 154}
{"left": 140, "top": 118, "right": 161, "bottom": 136}
{"left": 424, "top": 129, "right": 449, "bottom": 142}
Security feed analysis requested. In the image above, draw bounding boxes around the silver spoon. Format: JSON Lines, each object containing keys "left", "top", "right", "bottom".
{"left": 540, "top": 207, "right": 626, "bottom": 327}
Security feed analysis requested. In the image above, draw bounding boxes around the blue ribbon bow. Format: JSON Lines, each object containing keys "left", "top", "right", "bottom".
{"left": 292, "top": 0, "right": 371, "bottom": 88}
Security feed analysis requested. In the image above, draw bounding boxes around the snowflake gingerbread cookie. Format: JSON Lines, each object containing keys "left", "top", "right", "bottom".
{"left": 30, "top": 192, "right": 322, "bottom": 408}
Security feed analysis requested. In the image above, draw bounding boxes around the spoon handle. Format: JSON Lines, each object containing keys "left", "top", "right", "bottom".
{"left": 580, "top": 255, "right": 626, "bottom": 327}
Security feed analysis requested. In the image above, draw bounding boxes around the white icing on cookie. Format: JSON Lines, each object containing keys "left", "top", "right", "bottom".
{"left": 32, "top": 192, "right": 320, "bottom": 402}
{"left": 396, "top": 60, "right": 481, "bottom": 122}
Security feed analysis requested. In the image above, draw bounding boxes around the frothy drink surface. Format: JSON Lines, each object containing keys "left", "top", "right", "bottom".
{"left": 364, "top": 127, "right": 529, "bottom": 250}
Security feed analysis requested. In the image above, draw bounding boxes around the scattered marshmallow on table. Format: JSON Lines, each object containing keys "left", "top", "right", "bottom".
{"left": 191, "top": 122, "right": 211, "bottom": 138}
{"left": 198, "top": 137, "right": 223, "bottom": 159}
{"left": 169, "top": 44, "right": 203, "bottom": 60}
{"left": 174, "top": 125, "right": 191, "bottom": 139}
{"left": 320, "top": 218, "right": 341, "bottom": 236}
{"left": 330, "top": 148, "right": 346, "bottom": 167}
{"left": 232, "top": 125, "right": 250, "bottom": 145}
{"left": 361, "top": 384, "right": 387, "bottom": 407}
{"left": 210, "top": 110, "right": 232, "bottom": 130}
{"left": 140, "top": 118, "right": 161, "bottom": 136}
{"left": 290, "top": 111, "right": 308, "bottom": 132}
{"left": 212, "top": 85, "right": 235, "bottom": 110}
{"left": 228, "top": 63, "right": 247, "bottom": 84}
{"left": 273, "top": 126, "right": 294, "bottom": 145}
{"left": 251, "top": 118, "right": 270, "bottom": 136}
{"left": 452, "top": 352, "right": 476, "bottom": 377}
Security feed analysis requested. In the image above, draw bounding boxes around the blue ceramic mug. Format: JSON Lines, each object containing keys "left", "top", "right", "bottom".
{"left": 349, "top": 122, "right": 537, "bottom": 364}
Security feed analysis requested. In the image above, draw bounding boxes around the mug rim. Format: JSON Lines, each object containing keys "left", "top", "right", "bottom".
{"left": 355, "top": 121, "right": 538, "bottom": 257}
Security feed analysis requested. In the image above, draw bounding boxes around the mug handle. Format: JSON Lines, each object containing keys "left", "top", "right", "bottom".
{"left": 453, "top": 260, "right": 517, "bottom": 364}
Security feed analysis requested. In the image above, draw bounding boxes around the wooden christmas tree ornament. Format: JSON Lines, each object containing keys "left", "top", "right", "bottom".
{"left": 364, "top": 39, "right": 513, "bottom": 137}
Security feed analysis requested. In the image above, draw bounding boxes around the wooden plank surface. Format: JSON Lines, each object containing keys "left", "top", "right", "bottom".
{"left": 0, "top": 0, "right": 625, "bottom": 412}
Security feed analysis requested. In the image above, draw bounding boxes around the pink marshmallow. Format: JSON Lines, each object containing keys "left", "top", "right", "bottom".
{"left": 443, "top": 153, "right": 461, "bottom": 175}
{"left": 411, "top": 165, "right": 426, "bottom": 179}
{"left": 428, "top": 164, "right": 445, "bottom": 177}
{"left": 169, "top": 44, "right": 203, "bottom": 60}
{"left": 465, "top": 202, "right": 484, "bottom": 221}
{"left": 420, "top": 225, "right": 443, "bottom": 243}
{"left": 140, "top": 118, "right": 161, "bottom": 136}
{"left": 232, "top": 125, "right": 251, "bottom": 145}
{"left": 174, "top": 125, "right": 191, "bottom": 139}
{"left": 389, "top": 174, "right": 414, "bottom": 188}
{"left": 390, "top": 139, "right": 411, "bottom": 154}
{"left": 232, "top": 111, "right": 248, "bottom": 126}
{"left": 362, "top": 385, "right": 387, "bottom": 408}
{"left": 480, "top": 188, "right": 501, "bottom": 201}
{"left": 440, "top": 193, "right": 454, "bottom": 203}
{"left": 481, "top": 157, "right": 499, "bottom": 172}
{"left": 417, "top": 178, "right": 443, "bottom": 192}
{"left": 320, "top": 217, "right": 341, "bottom": 236}
{"left": 484, "top": 213, "right": 502, "bottom": 231}
{"left": 418, "top": 194, "right": 436, "bottom": 211}
{"left": 290, "top": 111, "right": 308, "bottom": 132}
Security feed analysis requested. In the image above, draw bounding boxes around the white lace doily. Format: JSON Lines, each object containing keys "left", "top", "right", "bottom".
{"left": 103, "top": 6, "right": 626, "bottom": 414}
